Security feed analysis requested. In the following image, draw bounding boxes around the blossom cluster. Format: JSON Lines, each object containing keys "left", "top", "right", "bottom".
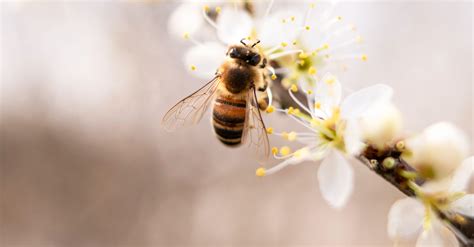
{"left": 167, "top": 1, "right": 472, "bottom": 246}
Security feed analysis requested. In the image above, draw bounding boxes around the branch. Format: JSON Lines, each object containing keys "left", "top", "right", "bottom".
{"left": 358, "top": 145, "right": 474, "bottom": 246}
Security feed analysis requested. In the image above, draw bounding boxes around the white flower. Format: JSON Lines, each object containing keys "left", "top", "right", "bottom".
{"left": 359, "top": 102, "right": 403, "bottom": 149}
{"left": 403, "top": 122, "right": 470, "bottom": 181}
{"left": 388, "top": 157, "right": 474, "bottom": 247}
{"left": 257, "top": 74, "right": 393, "bottom": 208}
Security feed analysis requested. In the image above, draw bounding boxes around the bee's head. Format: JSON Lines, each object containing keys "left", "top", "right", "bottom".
{"left": 226, "top": 39, "right": 262, "bottom": 66}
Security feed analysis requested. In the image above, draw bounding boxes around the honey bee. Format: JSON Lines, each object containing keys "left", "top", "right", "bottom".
{"left": 162, "top": 39, "right": 270, "bottom": 159}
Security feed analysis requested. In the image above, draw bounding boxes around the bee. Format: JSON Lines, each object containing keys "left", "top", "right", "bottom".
{"left": 162, "top": 39, "right": 270, "bottom": 159}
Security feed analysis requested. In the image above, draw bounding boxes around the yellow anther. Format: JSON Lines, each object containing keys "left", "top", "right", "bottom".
{"left": 290, "top": 16, "right": 295, "bottom": 22}
{"left": 325, "top": 76, "right": 336, "bottom": 84}
{"left": 290, "top": 84, "right": 298, "bottom": 93}
{"left": 337, "top": 16, "right": 343, "bottom": 21}
{"left": 265, "top": 105, "right": 275, "bottom": 113}
{"left": 266, "top": 127, "right": 274, "bottom": 134}
{"left": 287, "top": 107, "right": 295, "bottom": 115}
{"left": 396, "top": 141, "right": 405, "bottom": 151}
{"left": 305, "top": 25, "right": 311, "bottom": 31}
{"left": 271, "top": 147, "right": 278, "bottom": 155}
{"left": 271, "top": 74, "right": 277, "bottom": 80}
{"left": 298, "top": 60, "right": 306, "bottom": 66}
{"left": 282, "top": 131, "right": 289, "bottom": 139}
{"left": 280, "top": 42, "right": 288, "bottom": 47}
{"left": 215, "top": 6, "right": 221, "bottom": 13}
{"left": 293, "top": 108, "right": 301, "bottom": 115}
{"left": 292, "top": 40, "right": 298, "bottom": 46}
{"left": 256, "top": 167, "right": 266, "bottom": 177}
{"left": 310, "top": 3, "right": 315, "bottom": 8}
{"left": 311, "top": 51, "right": 318, "bottom": 56}
{"left": 323, "top": 43, "right": 329, "bottom": 49}
{"left": 280, "top": 146, "right": 291, "bottom": 156}
{"left": 308, "top": 66, "right": 317, "bottom": 75}
{"left": 361, "top": 54, "right": 368, "bottom": 61}
{"left": 288, "top": 131, "right": 297, "bottom": 141}
{"left": 203, "top": 5, "right": 209, "bottom": 12}
{"left": 298, "top": 52, "right": 308, "bottom": 59}
{"left": 281, "top": 18, "right": 287, "bottom": 23}
{"left": 282, "top": 78, "right": 291, "bottom": 88}
{"left": 190, "top": 65, "right": 197, "bottom": 71}
{"left": 314, "top": 101, "right": 321, "bottom": 109}
{"left": 306, "top": 89, "right": 313, "bottom": 95}
{"left": 183, "top": 32, "right": 190, "bottom": 40}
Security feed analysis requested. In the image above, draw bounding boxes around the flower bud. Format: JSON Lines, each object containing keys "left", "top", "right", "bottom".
{"left": 403, "top": 122, "right": 469, "bottom": 181}
{"left": 360, "top": 102, "right": 402, "bottom": 149}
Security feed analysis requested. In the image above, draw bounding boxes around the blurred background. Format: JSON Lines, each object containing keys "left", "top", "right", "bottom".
{"left": 1, "top": 1, "right": 472, "bottom": 246}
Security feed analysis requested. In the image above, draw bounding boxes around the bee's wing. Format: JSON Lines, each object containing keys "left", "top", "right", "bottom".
{"left": 161, "top": 76, "right": 220, "bottom": 131}
{"left": 241, "top": 86, "right": 270, "bottom": 161}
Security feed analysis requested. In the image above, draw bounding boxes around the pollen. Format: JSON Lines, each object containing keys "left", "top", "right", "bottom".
{"left": 361, "top": 54, "right": 368, "bottom": 61}
{"left": 190, "top": 65, "right": 197, "bottom": 71}
{"left": 183, "top": 32, "right": 190, "bottom": 40}
{"left": 292, "top": 40, "right": 298, "bottom": 46}
{"left": 287, "top": 107, "right": 295, "bottom": 115}
{"left": 314, "top": 101, "right": 321, "bottom": 109}
{"left": 215, "top": 6, "right": 221, "bottom": 13}
{"left": 256, "top": 167, "right": 266, "bottom": 177}
{"left": 288, "top": 131, "right": 297, "bottom": 141}
{"left": 282, "top": 131, "right": 289, "bottom": 139}
{"left": 203, "top": 5, "right": 209, "bottom": 12}
{"left": 325, "top": 76, "right": 336, "bottom": 84}
{"left": 281, "top": 18, "right": 287, "bottom": 24}
{"left": 298, "top": 52, "right": 308, "bottom": 59}
{"left": 290, "top": 16, "right": 295, "bottom": 22}
{"left": 305, "top": 25, "right": 311, "bottom": 31}
{"left": 271, "top": 147, "right": 278, "bottom": 155}
{"left": 308, "top": 66, "right": 317, "bottom": 75}
{"left": 298, "top": 60, "right": 305, "bottom": 66}
{"left": 337, "top": 16, "right": 343, "bottom": 21}
{"left": 266, "top": 127, "right": 274, "bottom": 134}
{"left": 265, "top": 105, "right": 275, "bottom": 113}
{"left": 271, "top": 74, "right": 277, "bottom": 80}
{"left": 310, "top": 3, "right": 315, "bottom": 8}
{"left": 290, "top": 84, "right": 298, "bottom": 93}
{"left": 306, "top": 89, "right": 313, "bottom": 95}
{"left": 280, "top": 146, "right": 291, "bottom": 156}
{"left": 396, "top": 141, "right": 405, "bottom": 151}
{"left": 323, "top": 43, "right": 329, "bottom": 49}
{"left": 280, "top": 42, "right": 288, "bottom": 47}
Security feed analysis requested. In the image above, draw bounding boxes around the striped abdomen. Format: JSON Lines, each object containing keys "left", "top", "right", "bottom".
{"left": 212, "top": 96, "right": 247, "bottom": 146}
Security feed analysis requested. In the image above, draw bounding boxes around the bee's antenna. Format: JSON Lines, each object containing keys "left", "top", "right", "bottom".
{"left": 251, "top": 40, "right": 261, "bottom": 48}
{"left": 240, "top": 38, "right": 248, "bottom": 46}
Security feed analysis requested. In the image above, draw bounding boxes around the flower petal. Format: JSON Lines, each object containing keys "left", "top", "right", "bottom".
{"left": 168, "top": 3, "right": 204, "bottom": 40}
{"left": 317, "top": 150, "right": 354, "bottom": 208}
{"left": 340, "top": 84, "right": 393, "bottom": 120}
{"left": 343, "top": 119, "right": 364, "bottom": 155}
{"left": 387, "top": 198, "right": 424, "bottom": 240}
{"left": 257, "top": 9, "right": 303, "bottom": 47}
{"left": 184, "top": 42, "right": 226, "bottom": 79}
{"left": 217, "top": 7, "right": 253, "bottom": 45}
{"left": 451, "top": 194, "right": 474, "bottom": 217}
{"left": 416, "top": 218, "right": 459, "bottom": 247}
{"left": 314, "top": 73, "right": 342, "bottom": 115}
{"left": 450, "top": 156, "right": 474, "bottom": 192}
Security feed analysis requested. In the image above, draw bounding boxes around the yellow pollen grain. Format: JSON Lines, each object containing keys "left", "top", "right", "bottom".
{"left": 215, "top": 6, "right": 221, "bottom": 13}
{"left": 290, "top": 16, "right": 295, "bottom": 22}
{"left": 281, "top": 42, "right": 288, "bottom": 47}
{"left": 305, "top": 25, "right": 311, "bottom": 31}
{"left": 280, "top": 146, "right": 291, "bottom": 156}
{"left": 190, "top": 65, "right": 197, "bottom": 71}
{"left": 282, "top": 78, "right": 291, "bottom": 89}
{"left": 265, "top": 105, "right": 275, "bottom": 113}
{"left": 298, "top": 60, "right": 305, "bottom": 66}
{"left": 256, "top": 167, "right": 266, "bottom": 177}
{"left": 287, "top": 107, "right": 295, "bottom": 115}
{"left": 271, "top": 147, "right": 278, "bottom": 155}
{"left": 266, "top": 127, "right": 274, "bottom": 134}
{"left": 298, "top": 52, "right": 308, "bottom": 59}
{"left": 361, "top": 54, "right": 368, "bottom": 61}
{"left": 308, "top": 66, "right": 317, "bottom": 75}
{"left": 271, "top": 74, "right": 277, "bottom": 80}
{"left": 292, "top": 40, "right": 298, "bottom": 46}
{"left": 183, "top": 32, "right": 189, "bottom": 40}
{"left": 306, "top": 89, "right": 313, "bottom": 95}
{"left": 290, "top": 84, "right": 298, "bottom": 93}
{"left": 314, "top": 101, "right": 321, "bottom": 109}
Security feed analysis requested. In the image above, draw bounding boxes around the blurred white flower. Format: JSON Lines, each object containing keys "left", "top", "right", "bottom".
{"left": 359, "top": 102, "right": 403, "bottom": 149}
{"left": 403, "top": 122, "right": 470, "bottom": 181}
{"left": 388, "top": 157, "right": 474, "bottom": 247}
{"left": 257, "top": 74, "right": 393, "bottom": 208}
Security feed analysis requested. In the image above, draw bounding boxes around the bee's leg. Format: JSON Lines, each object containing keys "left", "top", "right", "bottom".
{"left": 255, "top": 76, "right": 270, "bottom": 111}
{"left": 257, "top": 73, "right": 268, "bottom": 92}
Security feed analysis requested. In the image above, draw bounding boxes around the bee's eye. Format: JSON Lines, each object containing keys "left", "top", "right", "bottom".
{"left": 229, "top": 48, "right": 239, "bottom": 58}
{"left": 248, "top": 54, "right": 261, "bottom": 66}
